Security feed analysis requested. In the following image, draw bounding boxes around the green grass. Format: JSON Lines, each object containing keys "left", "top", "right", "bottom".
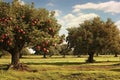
{"left": 0, "top": 55, "right": 120, "bottom": 80}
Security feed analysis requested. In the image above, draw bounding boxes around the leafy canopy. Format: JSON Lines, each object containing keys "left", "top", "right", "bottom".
{"left": 67, "top": 17, "right": 120, "bottom": 55}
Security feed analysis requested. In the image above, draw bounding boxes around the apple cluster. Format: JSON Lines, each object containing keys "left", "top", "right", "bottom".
{"left": 18, "top": 29, "right": 26, "bottom": 35}
{"left": 0, "top": 33, "right": 12, "bottom": 46}
{"left": 35, "top": 40, "right": 58, "bottom": 54}
{"left": 48, "top": 27, "right": 54, "bottom": 32}
{"left": 0, "top": 17, "right": 12, "bottom": 25}
{"left": 36, "top": 45, "right": 49, "bottom": 53}
{"left": 48, "top": 27, "right": 55, "bottom": 37}
{"left": 14, "top": 26, "right": 26, "bottom": 35}
{"left": 46, "top": 19, "right": 51, "bottom": 24}
{"left": 31, "top": 19, "right": 39, "bottom": 26}
{"left": 35, "top": 40, "right": 50, "bottom": 53}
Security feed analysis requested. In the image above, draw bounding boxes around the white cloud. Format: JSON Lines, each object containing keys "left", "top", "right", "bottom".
{"left": 54, "top": 10, "right": 62, "bottom": 17}
{"left": 73, "top": 1, "right": 120, "bottom": 14}
{"left": 57, "top": 18, "right": 65, "bottom": 26}
{"left": 57, "top": 12, "right": 99, "bottom": 36}
{"left": 63, "top": 13, "right": 99, "bottom": 27}
{"left": 115, "top": 20, "right": 120, "bottom": 30}
{"left": 27, "top": 48, "right": 35, "bottom": 54}
{"left": 18, "top": 0, "right": 25, "bottom": 5}
{"left": 63, "top": 14, "right": 76, "bottom": 21}
{"left": 46, "top": 2, "right": 54, "bottom": 7}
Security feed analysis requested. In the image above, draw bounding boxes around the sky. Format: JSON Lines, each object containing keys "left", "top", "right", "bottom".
{"left": 5, "top": 0, "right": 120, "bottom": 36}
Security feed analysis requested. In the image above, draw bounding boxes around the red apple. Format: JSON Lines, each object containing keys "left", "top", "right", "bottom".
{"left": 43, "top": 48, "right": 47, "bottom": 52}
{"left": 21, "top": 15, "right": 25, "bottom": 19}
{"left": 4, "top": 18, "right": 7, "bottom": 21}
{"left": 51, "top": 29, "right": 54, "bottom": 32}
{"left": 22, "top": 31, "right": 26, "bottom": 34}
{"left": 1, "top": 36, "right": 5, "bottom": 39}
{"left": 36, "top": 46, "right": 41, "bottom": 50}
{"left": 9, "top": 17, "right": 13, "bottom": 20}
{"left": 20, "top": 29, "right": 23, "bottom": 32}
{"left": 48, "top": 27, "right": 52, "bottom": 31}
{"left": 15, "top": 26, "right": 19, "bottom": 29}
{"left": 32, "top": 22, "right": 35, "bottom": 26}
{"left": 53, "top": 43, "right": 57, "bottom": 47}
{"left": 8, "top": 42, "right": 12, "bottom": 46}
{"left": 1, "top": 34, "right": 7, "bottom": 39}
{"left": 42, "top": 43, "right": 45, "bottom": 47}
{"left": 9, "top": 38, "right": 13, "bottom": 41}
{"left": 46, "top": 50, "right": 49, "bottom": 53}
{"left": 45, "top": 41, "right": 49, "bottom": 45}
{"left": 7, "top": 40, "right": 10, "bottom": 44}
{"left": 47, "top": 19, "right": 51, "bottom": 23}
{"left": 34, "top": 21, "right": 37, "bottom": 24}
{"left": 0, "top": 18, "right": 2, "bottom": 21}
{"left": 0, "top": 39, "right": 4, "bottom": 42}
{"left": 18, "top": 30, "right": 21, "bottom": 33}
{"left": 4, "top": 34, "right": 8, "bottom": 37}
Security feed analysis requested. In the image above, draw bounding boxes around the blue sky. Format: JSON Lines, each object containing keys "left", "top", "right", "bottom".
{"left": 5, "top": 0, "right": 120, "bottom": 36}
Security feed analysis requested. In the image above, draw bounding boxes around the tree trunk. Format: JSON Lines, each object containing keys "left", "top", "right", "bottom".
{"left": 9, "top": 51, "right": 30, "bottom": 71}
{"left": 114, "top": 53, "right": 118, "bottom": 57}
{"left": 11, "top": 52, "right": 20, "bottom": 66}
{"left": 96, "top": 53, "right": 99, "bottom": 57}
{"left": 19, "top": 54, "right": 22, "bottom": 58}
{"left": 43, "top": 53, "right": 46, "bottom": 58}
{"left": 63, "top": 53, "right": 66, "bottom": 58}
{"left": 77, "top": 55, "right": 81, "bottom": 57}
{"left": 87, "top": 52, "right": 95, "bottom": 63}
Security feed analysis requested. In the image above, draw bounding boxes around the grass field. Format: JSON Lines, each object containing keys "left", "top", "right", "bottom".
{"left": 0, "top": 55, "right": 120, "bottom": 80}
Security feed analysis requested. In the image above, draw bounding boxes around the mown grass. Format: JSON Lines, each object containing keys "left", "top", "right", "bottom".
{"left": 0, "top": 55, "right": 120, "bottom": 80}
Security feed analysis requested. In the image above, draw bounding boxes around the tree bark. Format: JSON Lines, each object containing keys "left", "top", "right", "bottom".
{"left": 114, "top": 53, "right": 118, "bottom": 57}
{"left": 11, "top": 51, "right": 20, "bottom": 66}
{"left": 9, "top": 50, "right": 31, "bottom": 71}
{"left": 63, "top": 52, "right": 66, "bottom": 58}
{"left": 96, "top": 53, "right": 99, "bottom": 57}
{"left": 43, "top": 53, "right": 46, "bottom": 58}
{"left": 87, "top": 52, "right": 95, "bottom": 63}
{"left": 19, "top": 53, "right": 22, "bottom": 58}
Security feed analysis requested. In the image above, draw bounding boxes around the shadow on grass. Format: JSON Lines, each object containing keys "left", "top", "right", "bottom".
{"left": 112, "top": 63, "right": 120, "bottom": 66}
{"left": 26, "top": 61, "right": 120, "bottom": 66}
{"left": 0, "top": 64, "right": 9, "bottom": 70}
{"left": 110, "top": 69, "right": 120, "bottom": 72}
{"left": 26, "top": 62, "right": 87, "bottom": 66}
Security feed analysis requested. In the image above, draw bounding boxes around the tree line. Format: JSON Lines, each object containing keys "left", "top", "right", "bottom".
{"left": 0, "top": 0, "right": 120, "bottom": 70}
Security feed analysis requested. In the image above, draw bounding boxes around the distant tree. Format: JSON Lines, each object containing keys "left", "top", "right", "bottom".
{"left": 0, "top": 50, "right": 4, "bottom": 58}
{"left": 59, "top": 44, "right": 71, "bottom": 58}
{"left": 33, "top": 34, "right": 64, "bottom": 58}
{"left": 19, "top": 47, "right": 31, "bottom": 58}
{"left": 67, "top": 17, "right": 120, "bottom": 63}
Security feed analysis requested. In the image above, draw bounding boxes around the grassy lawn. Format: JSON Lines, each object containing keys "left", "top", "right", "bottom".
{"left": 0, "top": 55, "right": 120, "bottom": 80}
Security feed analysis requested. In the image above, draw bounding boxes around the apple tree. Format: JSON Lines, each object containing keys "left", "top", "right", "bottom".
{"left": 0, "top": 0, "right": 61, "bottom": 69}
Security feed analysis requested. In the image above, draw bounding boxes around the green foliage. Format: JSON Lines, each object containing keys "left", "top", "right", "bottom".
{"left": 59, "top": 44, "right": 72, "bottom": 56}
{"left": 19, "top": 47, "right": 31, "bottom": 58}
{"left": 0, "top": 0, "right": 61, "bottom": 65}
{"left": 20, "top": 48, "right": 30, "bottom": 55}
{"left": 0, "top": 0, "right": 61, "bottom": 52}
{"left": 67, "top": 17, "right": 120, "bottom": 56}
{"left": 0, "top": 50, "right": 10, "bottom": 58}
